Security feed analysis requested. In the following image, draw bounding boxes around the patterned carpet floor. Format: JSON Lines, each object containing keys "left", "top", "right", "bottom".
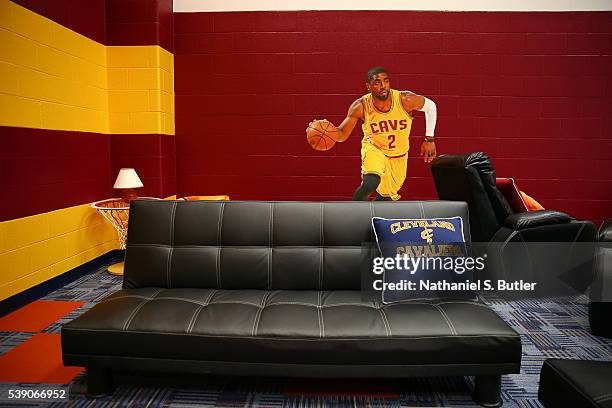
{"left": 1, "top": 259, "right": 611, "bottom": 407}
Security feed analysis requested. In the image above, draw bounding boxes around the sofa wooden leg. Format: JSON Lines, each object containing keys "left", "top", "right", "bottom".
{"left": 472, "top": 375, "right": 502, "bottom": 407}
{"left": 86, "top": 367, "right": 114, "bottom": 398}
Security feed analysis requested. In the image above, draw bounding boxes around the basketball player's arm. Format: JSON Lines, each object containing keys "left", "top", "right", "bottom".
{"left": 401, "top": 92, "right": 438, "bottom": 163}
{"left": 334, "top": 99, "right": 364, "bottom": 142}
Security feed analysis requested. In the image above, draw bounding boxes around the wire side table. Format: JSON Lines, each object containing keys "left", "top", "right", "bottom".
{"left": 92, "top": 197, "right": 160, "bottom": 275}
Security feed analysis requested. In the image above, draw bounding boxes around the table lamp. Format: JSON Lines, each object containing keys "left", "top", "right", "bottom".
{"left": 91, "top": 168, "right": 143, "bottom": 276}
{"left": 113, "top": 168, "right": 143, "bottom": 202}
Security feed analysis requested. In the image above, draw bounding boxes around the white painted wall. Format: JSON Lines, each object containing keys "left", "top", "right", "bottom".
{"left": 174, "top": 0, "right": 612, "bottom": 12}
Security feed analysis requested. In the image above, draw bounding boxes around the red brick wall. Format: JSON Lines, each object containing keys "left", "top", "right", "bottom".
{"left": 109, "top": 134, "right": 176, "bottom": 199}
{"left": 0, "top": 127, "right": 111, "bottom": 222}
{"left": 174, "top": 11, "right": 612, "bottom": 226}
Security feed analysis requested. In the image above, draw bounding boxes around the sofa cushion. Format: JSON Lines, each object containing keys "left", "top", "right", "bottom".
{"left": 62, "top": 288, "right": 520, "bottom": 367}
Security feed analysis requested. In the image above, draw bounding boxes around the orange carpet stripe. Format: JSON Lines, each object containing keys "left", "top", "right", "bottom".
{"left": 0, "top": 300, "right": 84, "bottom": 332}
{"left": 0, "top": 333, "right": 83, "bottom": 384}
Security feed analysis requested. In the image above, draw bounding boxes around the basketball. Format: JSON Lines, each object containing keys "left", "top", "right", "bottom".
{"left": 306, "top": 119, "right": 338, "bottom": 151}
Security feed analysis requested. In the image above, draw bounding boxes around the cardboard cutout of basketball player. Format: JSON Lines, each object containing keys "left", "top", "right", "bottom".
{"left": 310, "top": 67, "right": 438, "bottom": 201}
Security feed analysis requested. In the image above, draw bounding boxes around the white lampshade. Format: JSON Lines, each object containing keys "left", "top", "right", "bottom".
{"left": 113, "top": 168, "right": 144, "bottom": 189}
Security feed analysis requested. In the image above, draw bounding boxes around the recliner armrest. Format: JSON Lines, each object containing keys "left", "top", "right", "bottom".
{"left": 599, "top": 219, "right": 612, "bottom": 242}
{"left": 504, "top": 210, "right": 571, "bottom": 230}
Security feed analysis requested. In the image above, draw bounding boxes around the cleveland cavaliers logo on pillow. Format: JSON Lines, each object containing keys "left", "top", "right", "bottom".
{"left": 372, "top": 217, "right": 473, "bottom": 303}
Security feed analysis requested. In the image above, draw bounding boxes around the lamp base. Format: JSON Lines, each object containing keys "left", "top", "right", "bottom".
{"left": 107, "top": 261, "right": 124, "bottom": 276}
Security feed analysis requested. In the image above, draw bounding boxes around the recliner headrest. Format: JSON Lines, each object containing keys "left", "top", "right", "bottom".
{"left": 432, "top": 152, "right": 493, "bottom": 172}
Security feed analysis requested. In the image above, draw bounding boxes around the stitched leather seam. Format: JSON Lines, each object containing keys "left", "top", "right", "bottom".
{"left": 211, "top": 300, "right": 262, "bottom": 307}
{"left": 186, "top": 289, "right": 216, "bottom": 334}
{"left": 265, "top": 302, "right": 378, "bottom": 309}
{"left": 251, "top": 292, "right": 270, "bottom": 337}
{"left": 149, "top": 296, "right": 210, "bottom": 306}
{"left": 379, "top": 308, "right": 392, "bottom": 337}
{"left": 266, "top": 301, "right": 317, "bottom": 307}
{"left": 99, "top": 298, "right": 488, "bottom": 310}
{"left": 204, "top": 289, "right": 217, "bottom": 305}
{"left": 217, "top": 203, "right": 225, "bottom": 288}
{"left": 319, "top": 248, "right": 324, "bottom": 291}
{"left": 127, "top": 244, "right": 364, "bottom": 248}
{"left": 320, "top": 203, "right": 324, "bottom": 247}
{"left": 377, "top": 308, "right": 391, "bottom": 337}
{"left": 595, "top": 393, "right": 612, "bottom": 402}
{"left": 216, "top": 248, "right": 221, "bottom": 289}
{"left": 166, "top": 247, "right": 173, "bottom": 289}
{"left": 317, "top": 291, "right": 323, "bottom": 338}
{"left": 268, "top": 247, "right": 272, "bottom": 291}
{"left": 381, "top": 301, "right": 490, "bottom": 308}
{"left": 319, "top": 203, "right": 324, "bottom": 290}
{"left": 323, "top": 302, "right": 376, "bottom": 308}
{"left": 66, "top": 328, "right": 519, "bottom": 340}
{"left": 121, "top": 288, "right": 163, "bottom": 331}
{"left": 434, "top": 305, "right": 457, "bottom": 335}
{"left": 141, "top": 297, "right": 262, "bottom": 308}
{"left": 168, "top": 201, "right": 177, "bottom": 288}
{"left": 99, "top": 295, "right": 154, "bottom": 304}
{"left": 122, "top": 301, "right": 148, "bottom": 331}
{"left": 100, "top": 296, "right": 488, "bottom": 310}
{"left": 186, "top": 306, "right": 203, "bottom": 334}
{"left": 268, "top": 203, "right": 273, "bottom": 290}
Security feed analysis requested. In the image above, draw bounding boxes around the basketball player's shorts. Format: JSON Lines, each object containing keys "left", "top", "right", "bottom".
{"left": 361, "top": 143, "right": 408, "bottom": 201}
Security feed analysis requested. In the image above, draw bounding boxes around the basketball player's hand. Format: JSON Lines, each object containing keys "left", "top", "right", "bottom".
{"left": 420, "top": 140, "right": 436, "bottom": 163}
{"left": 306, "top": 119, "right": 338, "bottom": 140}
{"left": 306, "top": 119, "right": 327, "bottom": 132}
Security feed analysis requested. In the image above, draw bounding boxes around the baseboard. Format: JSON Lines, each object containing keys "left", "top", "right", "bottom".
{"left": 0, "top": 250, "right": 124, "bottom": 318}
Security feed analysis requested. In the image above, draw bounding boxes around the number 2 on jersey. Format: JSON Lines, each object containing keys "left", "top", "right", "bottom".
{"left": 387, "top": 134, "right": 396, "bottom": 149}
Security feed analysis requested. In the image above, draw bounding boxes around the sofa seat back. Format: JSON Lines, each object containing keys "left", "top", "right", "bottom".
{"left": 123, "top": 200, "right": 471, "bottom": 290}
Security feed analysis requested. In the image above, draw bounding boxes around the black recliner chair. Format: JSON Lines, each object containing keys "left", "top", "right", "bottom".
{"left": 589, "top": 219, "right": 612, "bottom": 338}
{"left": 431, "top": 152, "right": 597, "bottom": 295}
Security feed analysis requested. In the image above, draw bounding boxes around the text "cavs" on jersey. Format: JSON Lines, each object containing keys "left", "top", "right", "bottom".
{"left": 370, "top": 119, "right": 409, "bottom": 134}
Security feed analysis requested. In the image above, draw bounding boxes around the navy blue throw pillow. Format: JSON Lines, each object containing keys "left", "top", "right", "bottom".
{"left": 371, "top": 217, "right": 474, "bottom": 303}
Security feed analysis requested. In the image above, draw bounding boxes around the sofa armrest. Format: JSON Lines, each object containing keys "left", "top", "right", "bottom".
{"left": 504, "top": 210, "right": 571, "bottom": 230}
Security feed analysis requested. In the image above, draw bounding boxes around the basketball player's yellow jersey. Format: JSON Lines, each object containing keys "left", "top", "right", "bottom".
{"left": 361, "top": 89, "right": 413, "bottom": 156}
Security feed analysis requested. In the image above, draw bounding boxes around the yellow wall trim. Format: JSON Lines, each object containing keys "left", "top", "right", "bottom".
{"left": 0, "top": 203, "right": 118, "bottom": 301}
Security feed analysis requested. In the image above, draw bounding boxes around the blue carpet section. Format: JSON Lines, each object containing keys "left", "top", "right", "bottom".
{"left": 1, "top": 260, "right": 611, "bottom": 407}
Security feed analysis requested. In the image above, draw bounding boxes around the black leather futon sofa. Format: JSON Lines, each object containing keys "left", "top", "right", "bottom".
{"left": 62, "top": 200, "right": 522, "bottom": 407}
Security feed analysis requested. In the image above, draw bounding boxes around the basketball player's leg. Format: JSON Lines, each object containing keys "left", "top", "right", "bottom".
{"left": 376, "top": 154, "right": 407, "bottom": 201}
{"left": 352, "top": 174, "right": 381, "bottom": 201}
{"left": 353, "top": 145, "right": 386, "bottom": 201}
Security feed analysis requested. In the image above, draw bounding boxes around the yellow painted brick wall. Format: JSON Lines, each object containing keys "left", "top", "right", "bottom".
{"left": 0, "top": 204, "right": 118, "bottom": 301}
{"left": 0, "top": 0, "right": 109, "bottom": 132}
{"left": 0, "top": 0, "right": 176, "bottom": 135}
{"left": 107, "top": 46, "right": 175, "bottom": 135}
